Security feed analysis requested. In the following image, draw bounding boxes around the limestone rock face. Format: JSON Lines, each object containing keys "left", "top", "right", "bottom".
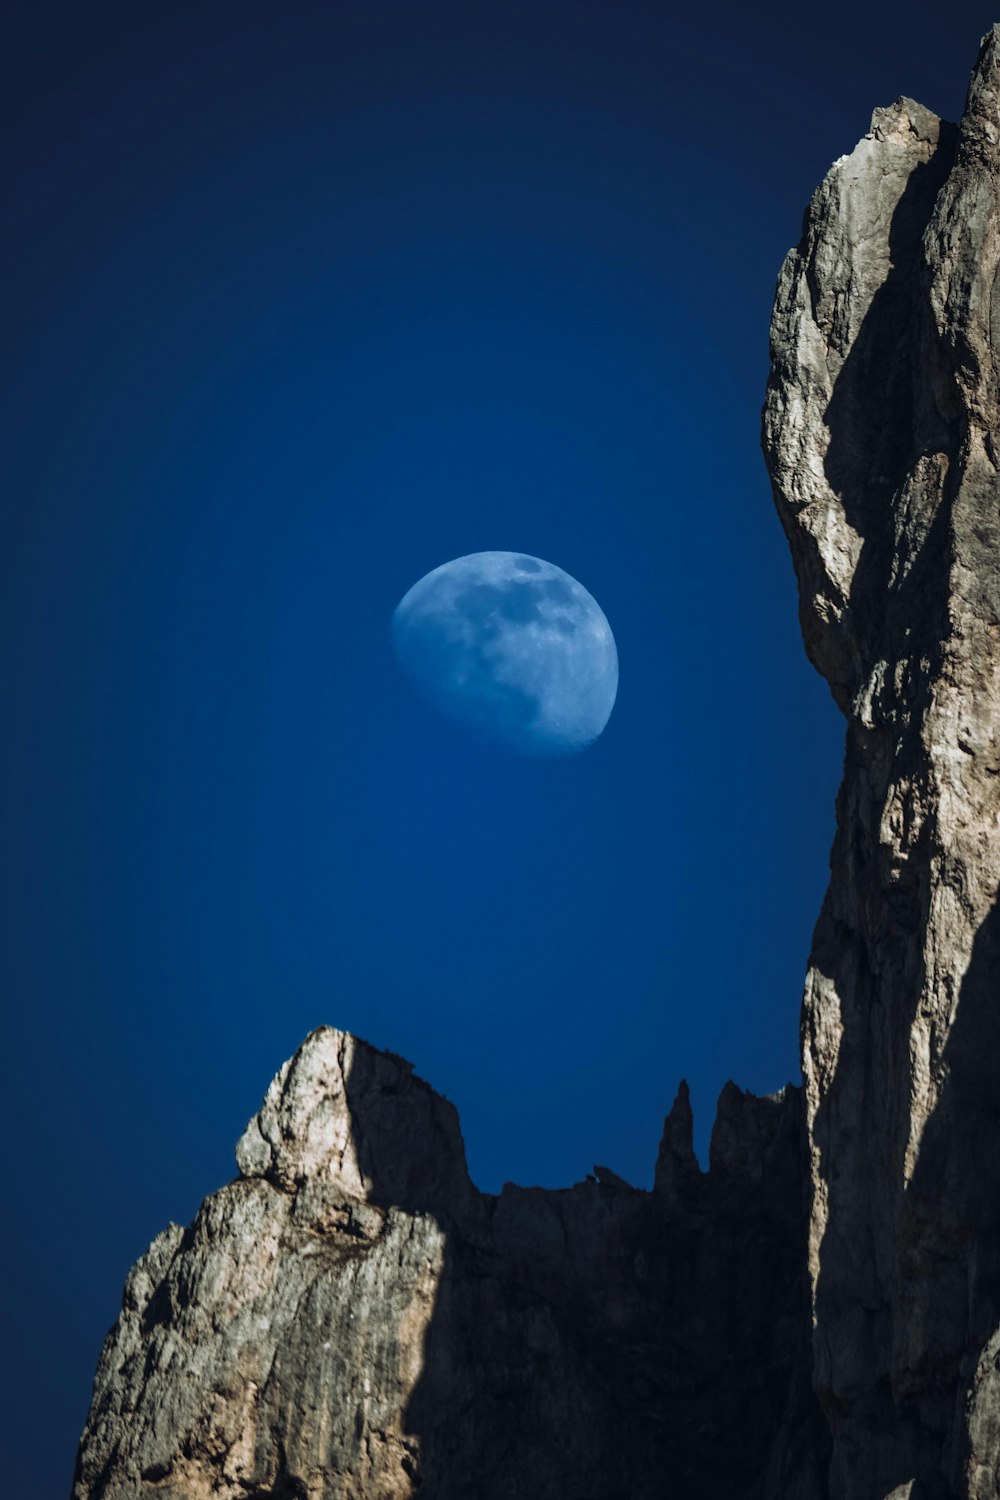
{"left": 73, "top": 1028, "right": 816, "bottom": 1499}
{"left": 764, "top": 26, "right": 1000, "bottom": 1499}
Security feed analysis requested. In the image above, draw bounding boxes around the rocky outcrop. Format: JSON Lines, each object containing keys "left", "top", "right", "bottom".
{"left": 72, "top": 1027, "right": 815, "bottom": 1499}
{"left": 763, "top": 25, "right": 1000, "bottom": 1499}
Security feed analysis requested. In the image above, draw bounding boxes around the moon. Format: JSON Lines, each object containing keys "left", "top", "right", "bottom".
{"left": 391, "top": 551, "right": 618, "bottom": 757}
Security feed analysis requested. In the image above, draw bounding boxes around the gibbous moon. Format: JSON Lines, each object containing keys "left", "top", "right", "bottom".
{"left": 391, "top": 551, "right": 618, "bottom": 757}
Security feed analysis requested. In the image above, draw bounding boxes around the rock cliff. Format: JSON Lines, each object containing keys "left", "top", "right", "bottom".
{"left": 72, "top": 1027, "right": 816, "bottom": 1499}
{"left": 763, "top": 24, "right": 1000, "bottom": 1499}
{"left": 74, "top": 26, "right": 1000, "bottom": 1500}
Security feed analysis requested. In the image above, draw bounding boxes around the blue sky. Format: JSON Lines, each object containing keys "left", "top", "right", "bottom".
{"left": 2, "top": 0, "right": 993, "bottom": 1487}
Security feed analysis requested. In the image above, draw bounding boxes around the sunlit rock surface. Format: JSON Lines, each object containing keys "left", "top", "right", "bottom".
{"left": 72, "top": 1027, "right": 814, "bottom": 1499}
{"left": 764, "top": 24, "right": 1000, "bottom": 1498}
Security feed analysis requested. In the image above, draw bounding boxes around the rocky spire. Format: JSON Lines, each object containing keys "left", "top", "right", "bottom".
{"left": 653, "top": 1078, "right": 700, "bottom": 1202}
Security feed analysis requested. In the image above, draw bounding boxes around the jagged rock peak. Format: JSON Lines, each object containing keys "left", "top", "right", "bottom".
{"left": 708, "top": 1079, "right": 801, "bottom": 1188}
{"left": 653, "top": 1078, "right": 700, "bottom": 1201}
{"left": 73, "top": 1029, "right": 813, "bottom": 1499}
{"left": 235, "top": 1025, "right": 474, "bottom": 1219}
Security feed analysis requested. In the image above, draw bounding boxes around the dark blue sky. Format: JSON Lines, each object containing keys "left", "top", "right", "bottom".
{"left": 2, "top": 1, "right": 993, "bottom": 1487}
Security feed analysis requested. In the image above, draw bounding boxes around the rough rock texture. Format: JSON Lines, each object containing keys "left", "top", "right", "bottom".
{"left": 73, "top": 1027, "right": 816, "bottom": 1499}
{"left": 763, "top": 25, "right": 1000, "bottom": 1499}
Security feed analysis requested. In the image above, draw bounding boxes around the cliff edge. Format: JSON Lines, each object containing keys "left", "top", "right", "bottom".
{"left": 764, "top": 24, "right": 1000, "bottom": 1498}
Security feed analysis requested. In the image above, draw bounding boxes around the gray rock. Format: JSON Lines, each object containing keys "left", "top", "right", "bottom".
{"left": 764, "top": 23, "right": 1000, "bottom": 1498}
{"left": 72, "top": 1028, "right": 814, "bottom": 1498}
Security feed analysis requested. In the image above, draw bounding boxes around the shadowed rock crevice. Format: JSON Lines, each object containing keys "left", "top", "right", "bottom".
{"left": 385, "top": 1060, "right": 819, "bottom": 1500}
{"left": 903, "top": 896, "right": 1000, "bottom": 1498}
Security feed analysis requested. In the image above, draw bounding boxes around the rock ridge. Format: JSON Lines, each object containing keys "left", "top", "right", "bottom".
{"left": 72, "top": 1026, "right": 815, "bottom": 1499}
